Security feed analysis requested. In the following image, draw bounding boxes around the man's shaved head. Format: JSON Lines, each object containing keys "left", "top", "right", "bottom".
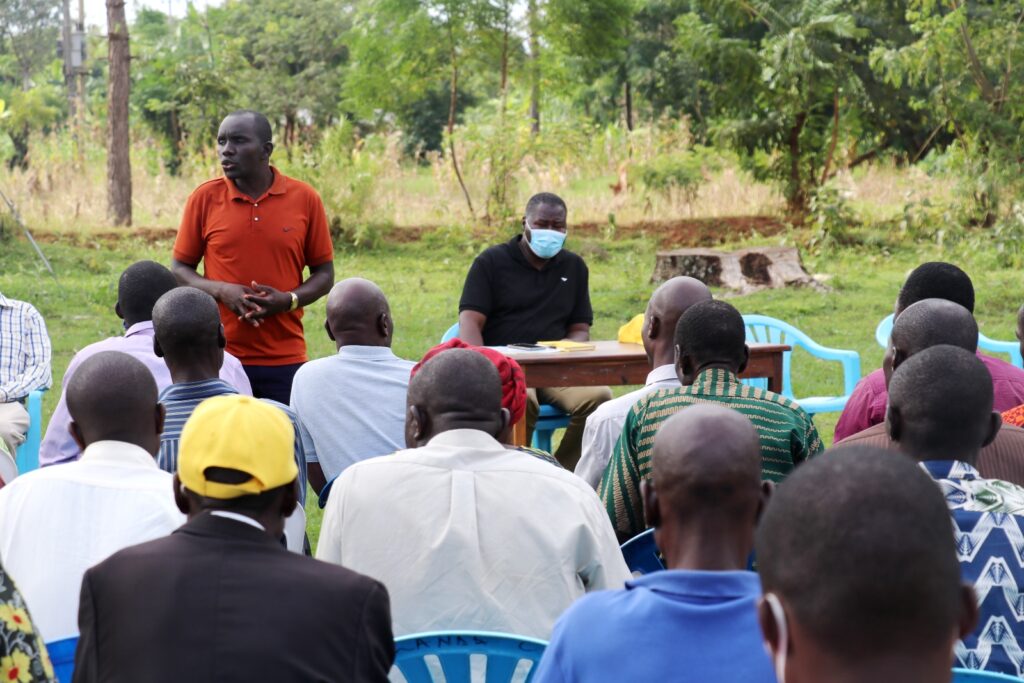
{"left": 891, "top": 298, "right": 978, "bottom": 359}
{"left": 406, "top": 349, "right": 507, "bottom": 446}
{"left": 675, "top": 300, "right": 748, "bottom": 378}
{"left": 757, "top": 446, "right": 966, "bottom": 664}
{"left": 325, "top": 278, "right": 392, "bottom": 348}
{"left": 888, "top": 345, "right": 998, "bottom": 463}
{"left": 117, "top": 261, "right": 178, "bottom": 325}
{"left": 223, "top": 109, "right": 273, "bottom": 144}
{"left": 152, "top": 287, "right": 223, "bottom": 357}
{"left": 896, "top": 261, "right": 974, "bottom": 315}
{"left": 643, "top": 277, "right": 713, "bottom": 367}
{"left": 67, "top": 351, "right": 162, "bottom": 454}
{"left": 649, "top": 404, "right": 761, "bottom": 521}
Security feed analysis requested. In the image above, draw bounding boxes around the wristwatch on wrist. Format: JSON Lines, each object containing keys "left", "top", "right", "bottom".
{"left": 288, "top": 291, "right": 299, "bottom": 311}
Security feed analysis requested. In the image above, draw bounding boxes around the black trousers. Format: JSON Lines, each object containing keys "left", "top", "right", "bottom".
{"left": 242, "top": 362, "right": 304, "bottom": 405}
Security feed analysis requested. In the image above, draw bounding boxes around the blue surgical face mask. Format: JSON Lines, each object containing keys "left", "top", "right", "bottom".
{"left": 525, "top": 221, "right": 567, "bottom": 259}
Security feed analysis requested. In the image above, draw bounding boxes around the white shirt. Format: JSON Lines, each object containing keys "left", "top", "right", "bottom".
{"left": 0, "top": 440, "right": 184, "bottom": 641}
{"left": 576, "top": 364, "right": 680, "bottom": 488}
{"left": 316, "top": 429, "right": 631, "bottom": 639}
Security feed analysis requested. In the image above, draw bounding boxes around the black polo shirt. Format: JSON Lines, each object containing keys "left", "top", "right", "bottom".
{"left": 459, "top": 235, "right": 593, "bottom": 345}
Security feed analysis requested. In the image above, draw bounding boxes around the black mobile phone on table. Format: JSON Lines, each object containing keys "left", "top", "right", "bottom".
{"left": 507, "top": 343, "right": 546, "bottom": 350}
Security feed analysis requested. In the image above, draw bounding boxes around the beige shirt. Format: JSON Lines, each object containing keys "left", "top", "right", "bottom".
{"left": 316, "top": 428, "right": 631, "bottom": 639}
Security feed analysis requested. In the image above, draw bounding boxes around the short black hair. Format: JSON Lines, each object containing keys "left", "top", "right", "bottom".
{"left": 525, "top": 192, "right": 567, "bottom": 218}
{"left": 152, "top": 287, "right": 222, "bottom": 357}
{"left": 225, "top": 109, "right": 273, "bottom": 144}
{"left": 117, "top": 261, "right": 178, "bottom": 325}
{"left": 888, "top": 345, "right": 993, "bottom": 459}
{"left": 756, "top": 446, "right": 962, "bottom": 661}
{"left": 896, "top": 262, "right": 974, "bottom": 314}
{"left": 407, "top": 348, "right": 502, "bottom": 417}
{"left": 674, "top": 300, "right": 746, "bottom": 368}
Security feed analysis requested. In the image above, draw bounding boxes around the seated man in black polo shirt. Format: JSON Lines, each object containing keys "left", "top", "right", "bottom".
{"left": 458, "top": 192, "right": 611, "bottom": 470}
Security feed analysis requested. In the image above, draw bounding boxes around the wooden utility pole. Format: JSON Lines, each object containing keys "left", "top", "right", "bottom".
{"left": 527, "top": 0, "right": 540, "bottom": 135}
{"left": 106, "top": 0, "right": 132, "bottom": 226}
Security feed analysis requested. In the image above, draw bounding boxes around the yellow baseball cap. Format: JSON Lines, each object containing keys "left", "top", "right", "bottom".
{"left": 178, "top": 395, "right": 298, "bottom": 500}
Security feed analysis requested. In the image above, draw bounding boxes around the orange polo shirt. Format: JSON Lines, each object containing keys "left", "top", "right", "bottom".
{"left": 173, "top": 168, "right": 334, "bottom": 366}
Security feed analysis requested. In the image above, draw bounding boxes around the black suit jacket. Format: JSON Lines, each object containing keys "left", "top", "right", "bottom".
{"left": 73, "top": 512, "right": 394, "bottom": 683}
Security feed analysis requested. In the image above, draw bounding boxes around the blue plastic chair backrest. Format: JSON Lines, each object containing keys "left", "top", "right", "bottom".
{"left": 741, "top": 315, "right": 812, "bottom": 398}
{"left": 441, "top": 323, "right": 460, "bottom": 343}
{"left": 46, "top": 635, "right": 77, "bottom": 683}
{"left": 952, "top": 668, "right": 1023, "bottom": 681}
{"left": 393, "top": 631, "right": 547, "bottom": 683}
{"left": 875, "top": 314, "right": 894, "bottom": 349}
{"left": 620, "top": 529, "right": 664, "bottom": 574}
{"left": 15, "top": 389, "right": 44, "bottom": 474}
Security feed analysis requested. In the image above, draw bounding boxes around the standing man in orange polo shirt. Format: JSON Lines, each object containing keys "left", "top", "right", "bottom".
{"left": 171, "top": 110, "right": 335, "bottom": 404}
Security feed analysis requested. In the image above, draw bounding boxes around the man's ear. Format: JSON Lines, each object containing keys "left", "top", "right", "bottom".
{"left": 495, "top": 407, "right": 511, "bottom": 442}
{"left": 324, "top": 320, "right": 335, "bottom": 342}
{"left": 280, "top": 480, "right": 299, "bottom": 518}
{"left": 69, "top": 421, "right": 86, "bottom": 451}
{"left": 758, "top": 598, "right": 781, "bottom": 656}
{"left": 378, "top": 312, "right": 390, "bottom": 339}
{"left": 115, "top": 301, "right": 124, "bottom": 321}
{"left": 172, "top": 474, "right": 189, "bottom": 515}
{"left": 886, "top": 405, "right": 902, "bottom": 443}
{"left": 217, "top": 324, "right": 227, "bottom": 349}
{"left": 958, "top": 583, "right": 980, "bottom": 640}
{"left": 737, "top": 344, "right": 750, "bottom": 374}
{"left": 647, "top": 315, "right": 661, "bottom": 341}
{"left": 262, "top": 141, "right": 274, "bottom": 160}
{"left": 153, "top": 337, "right": 164, "bottom": 358}
{"left": 983, "top": 411, "right": 1002, "bottom": 448}
{"left": 405, "top": 405, "right": 426, "bottom": 448}
{"left": 756, "top": 480, "right": 774, "bottom": 523}
{"left": 641, "top": 478, "right": 660, "bottom": 529}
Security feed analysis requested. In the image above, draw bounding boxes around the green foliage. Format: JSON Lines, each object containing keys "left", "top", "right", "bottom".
{"left": 636, "top": 145, "right": 720, "bottom": 205}
{"left": 806, "top": 183, "right": 859, "bottom": 253}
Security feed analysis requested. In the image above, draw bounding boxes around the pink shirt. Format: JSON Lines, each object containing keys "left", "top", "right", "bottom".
{"left": 39, "top": 321, "right": 252, "bottom": 466}
{"left": 834, "top": 353, "right": 1024, "bottom": 442}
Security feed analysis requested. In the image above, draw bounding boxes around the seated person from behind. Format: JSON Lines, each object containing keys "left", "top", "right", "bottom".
{"left": 0, "top": 289, "right": 51, "bottom": 459}
{"left": 576, "top": 276, "right": 711, "bottom": 488}
{"left": 837, "top": 299, "right": 1024, "bottom": 486}
{"left": 0, "top": 559, "right": 54, "bottom": 683}
{"left": 457, "top": 192, "right": 611, "bottom": 470}
{"left": 998, "top": 303, "right": 1024, "bottom": 429}
{"left": 152, "top": 287, "right": 307, "bottom": 510}
{"left": 0, "top": 351, "right": 182, "bottom": 644}
{"left": 534, "top": 405, "right": 775, "bottom": 683}
{"left": 316, "top": 349, "right": 630, "bottom": 638}
{"left": 74, "top": 395, "right": 395, "bottom": 683}
{"left": 757, "top": 446, "right": 978, "bottom": 683}
{"left": 40, "top": 260, "right": 251, "bottom": 466}
{"left": 290, "top": 278, "right": 414, "bottom": 495}
{"left": 834, "top": 261, "right": 1024, "bottom": 441}
{"left": 601, "top": 299, "right": 822, "bottom": 540}
{"left": 886, "top": 345, "right": 1024, "bottom": 676}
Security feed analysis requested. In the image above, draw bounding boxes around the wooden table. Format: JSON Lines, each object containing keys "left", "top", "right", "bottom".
{"left": 503, "top": 341, "right": 790, "bottom": 445}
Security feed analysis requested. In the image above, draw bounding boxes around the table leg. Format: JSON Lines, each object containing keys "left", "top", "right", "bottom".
{"left": 512, "top": 417, "right": 528, "bottom": 446}
{"left": 768, "top": 353, "right": 784, "bottom": 394}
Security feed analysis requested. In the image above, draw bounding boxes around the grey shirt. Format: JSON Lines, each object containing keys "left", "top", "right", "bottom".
{"left": 291, "top": 346, "right": 415, "bottom": 482}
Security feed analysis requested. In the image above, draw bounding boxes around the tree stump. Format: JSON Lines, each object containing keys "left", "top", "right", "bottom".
{"left": 652, "top": 246, "right": 822, "bottom": 293}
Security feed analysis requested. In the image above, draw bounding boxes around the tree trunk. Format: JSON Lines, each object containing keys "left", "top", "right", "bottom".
{"left": 624, "top": 79, "right": 634, "bottom": 132}
{"left": 527, "top": 0, "right": 540, "bottom": 135}
{"left": 106, "top": 0, "right": 132, "bottom": 226}
{"left": 446, "top": 26, "right": 474, "bottom": 218}
{"left": 786, "top": 111, "right": 808, "bottom": 221}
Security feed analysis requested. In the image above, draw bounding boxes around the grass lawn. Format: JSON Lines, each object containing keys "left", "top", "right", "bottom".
{"left": 3, "top": 226, "right": 1023, "bottom": 549}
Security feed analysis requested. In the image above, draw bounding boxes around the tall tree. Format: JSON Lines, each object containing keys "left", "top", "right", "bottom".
{"left": 0, "top": 0, "right": 60, "bottom": 89}
{"left": 106, "top": 0, "right": 131, "bottom": 226}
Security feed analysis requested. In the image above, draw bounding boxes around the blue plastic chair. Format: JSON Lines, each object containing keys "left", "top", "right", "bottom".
{"left": 14, "top": 389, "right": 44, "bottom": 474}
{"left": 393, "top": 631, "right": 547, "bottom": 683}
{"left": 620, "top": 528, "right": 664, "bottom": 574}
{"left": 952, "top": 669, "right": 1023, "bottom": 681}
{"left": 440, "top": 323, "right": 571, "bottom": 452}
{"left": 875, "top": 313, "right": 1024, "bottom": 368}
{"left": 741, "top": 315, "right": 861, "bottom": 415}
{"left": 46, "top": 635, "right": 77, "bottom": 683}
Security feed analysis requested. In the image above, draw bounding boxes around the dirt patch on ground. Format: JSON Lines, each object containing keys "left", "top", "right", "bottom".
{"left": 29, "top": 215, "right": 785, "bottom": 248}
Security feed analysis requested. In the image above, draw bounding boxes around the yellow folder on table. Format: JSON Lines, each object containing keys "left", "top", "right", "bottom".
{"left": 538, "top": 340, "right": 596, "bottom": 352}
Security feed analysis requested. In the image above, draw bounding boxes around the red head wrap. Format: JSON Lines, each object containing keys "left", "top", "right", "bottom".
{"left": 411, "top": 339, "right": 527, "bottom": 425}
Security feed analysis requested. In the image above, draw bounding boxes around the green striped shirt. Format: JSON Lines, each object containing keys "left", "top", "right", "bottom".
{"left": 598, "top": 367, "right": 823, "bottom": 538}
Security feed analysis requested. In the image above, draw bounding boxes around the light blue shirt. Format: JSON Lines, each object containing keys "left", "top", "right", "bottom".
{"left": 533, "top": 570, "right": 776, "bottom": 683}
{"left": 290, "top": 345, "right": 414, "bottom": 482}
